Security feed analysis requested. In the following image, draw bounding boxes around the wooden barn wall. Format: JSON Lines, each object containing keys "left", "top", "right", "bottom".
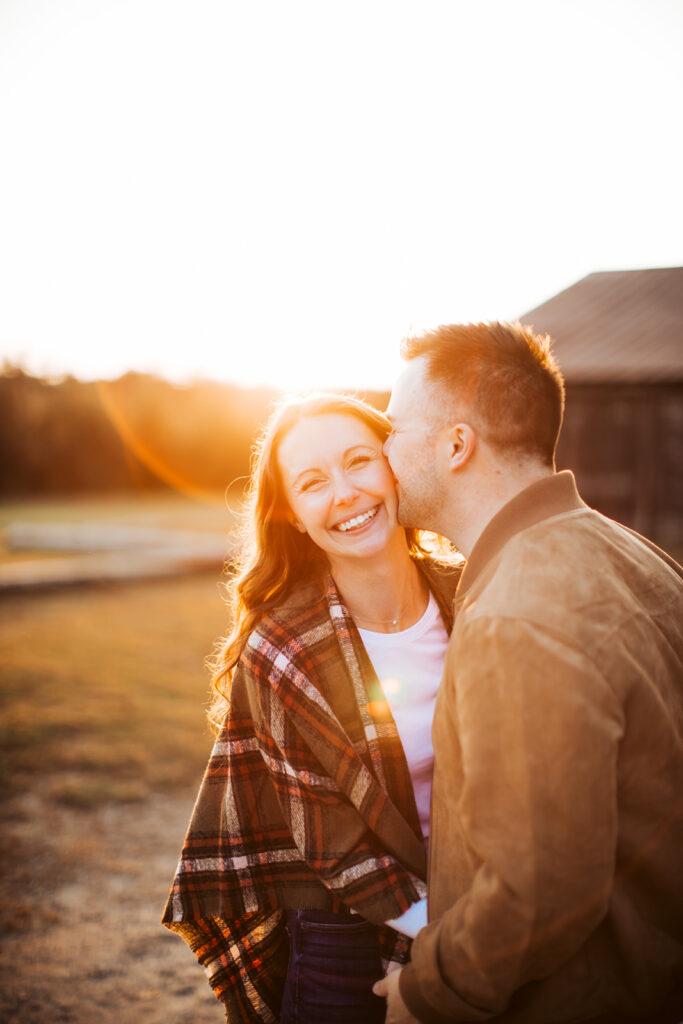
{"left": 556, "top": 383, "right": 683, "bottom": 550}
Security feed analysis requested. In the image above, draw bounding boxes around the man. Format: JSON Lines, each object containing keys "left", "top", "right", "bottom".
{"left": 373, "top": 322, "right": 683, "bottom": 1023}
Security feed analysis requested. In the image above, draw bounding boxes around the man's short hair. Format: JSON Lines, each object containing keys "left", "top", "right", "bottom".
{"left": 401, "top": 321, "right": 566, "bottom": 467}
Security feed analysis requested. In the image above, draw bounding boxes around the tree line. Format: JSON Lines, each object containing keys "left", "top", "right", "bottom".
{"left": 0, "top": 366, "right": 388, "bottom": 499}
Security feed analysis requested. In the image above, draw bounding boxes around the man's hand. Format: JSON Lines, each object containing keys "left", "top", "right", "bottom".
{"left": 373, "top": 968, "right": 420, "bottom": 1024}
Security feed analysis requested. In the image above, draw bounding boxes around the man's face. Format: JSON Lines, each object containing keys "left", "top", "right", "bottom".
{"left": 384, "top": 357, "right": 448, "bottom": 532}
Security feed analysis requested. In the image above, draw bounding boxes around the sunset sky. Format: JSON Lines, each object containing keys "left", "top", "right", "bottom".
{"left": 0, "top": 0, "right": 681, "bottom": 390}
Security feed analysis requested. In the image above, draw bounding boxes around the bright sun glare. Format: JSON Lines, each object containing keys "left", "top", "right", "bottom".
{"left": 0, "top": 0, "right": 681, "bottom": 390}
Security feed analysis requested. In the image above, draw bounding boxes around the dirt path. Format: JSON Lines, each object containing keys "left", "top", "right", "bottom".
{"left": 0, "top": 788, "right": 225, "bottom": 1024}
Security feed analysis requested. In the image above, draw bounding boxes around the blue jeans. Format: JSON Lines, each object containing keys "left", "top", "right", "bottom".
{"left": 280, "top": 909, "right": 387, "bottom": 1024}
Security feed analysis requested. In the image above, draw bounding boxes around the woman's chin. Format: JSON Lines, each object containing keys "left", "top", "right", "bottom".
{"left": 332, "top": 530, "right": 407, "bottom": 565}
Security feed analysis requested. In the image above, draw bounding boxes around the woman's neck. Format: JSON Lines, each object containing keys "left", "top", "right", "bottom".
{"left": 329, "top": 544, "right": 428, "bottom": 634}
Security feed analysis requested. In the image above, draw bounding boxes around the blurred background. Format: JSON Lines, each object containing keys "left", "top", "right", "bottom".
{"left": 0, "top": 1, "right": 681, "bottom": 1022}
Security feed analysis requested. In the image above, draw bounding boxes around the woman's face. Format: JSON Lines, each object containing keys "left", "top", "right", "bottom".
{"left": 277, "top": 412, "right": 401, "bottom": 566}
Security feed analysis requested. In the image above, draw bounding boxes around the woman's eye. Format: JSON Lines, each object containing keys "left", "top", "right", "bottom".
{"left": 300, "top": 477, "right": 324, "bottom": 492}
{"left": 349, "top": 454, "right": 372, "bottom": 468}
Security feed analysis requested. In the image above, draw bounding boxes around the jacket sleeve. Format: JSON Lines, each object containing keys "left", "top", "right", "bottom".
{"left": 242, "top": 632, "right": 427, "bottom": 924}
{"left": 399, "top": 616, "right": 625, "bottom": 1023}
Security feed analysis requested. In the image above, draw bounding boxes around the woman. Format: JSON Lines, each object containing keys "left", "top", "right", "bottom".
{"left": 163, "top": 394, "right": 461, "bottom": 1023}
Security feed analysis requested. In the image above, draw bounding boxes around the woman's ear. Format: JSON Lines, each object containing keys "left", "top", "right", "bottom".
{"left": 289, "top": 514, "right": 307, "bottom": 534}
{"left": 447, "top": 423, "right": 476, "bottom": 471}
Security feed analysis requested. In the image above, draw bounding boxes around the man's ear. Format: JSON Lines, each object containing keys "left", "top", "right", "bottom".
{"left": 446, "top": 423, "right": 476, "bottom": 471}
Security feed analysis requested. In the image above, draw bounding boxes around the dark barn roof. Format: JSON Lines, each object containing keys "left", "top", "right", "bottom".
{"left": 519, "top": 267, "right": 683, "bottom": 384}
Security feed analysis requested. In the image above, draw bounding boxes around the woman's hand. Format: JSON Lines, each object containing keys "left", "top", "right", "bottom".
{"left": 373, "top": 969, "right": 421, "bottom": 1023}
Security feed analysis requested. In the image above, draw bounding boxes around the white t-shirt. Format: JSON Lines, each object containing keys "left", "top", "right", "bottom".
{"left": 357, "top": 592, "right": 449, "bottom": 938}
{"left": 357, "top": 591, "right": 449, "bottom": 841}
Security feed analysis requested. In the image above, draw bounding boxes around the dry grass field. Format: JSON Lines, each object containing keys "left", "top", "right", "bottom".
{"left": 0, "top": 498, "right": 237, "bottom": 1023}
{"left": 0, "top": 573, "right": 227, "bottom": 807}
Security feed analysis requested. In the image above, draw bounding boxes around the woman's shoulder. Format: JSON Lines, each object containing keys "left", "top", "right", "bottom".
{"left": 243, "top": 576, "right": 331, "bottom": 654}
{"left": 231, "top": 577, "right": 337, "bottom": 702}
{"left": 271, "top": 575, "right": 328, "bottom": 616}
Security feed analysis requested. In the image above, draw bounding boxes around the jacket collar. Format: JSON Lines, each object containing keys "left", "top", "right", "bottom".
{"left": 455, "top": 470, "right": 586, "bottom": 605}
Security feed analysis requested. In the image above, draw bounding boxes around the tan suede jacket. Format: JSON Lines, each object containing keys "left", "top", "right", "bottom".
{"left": 400, "top": 472, "right": 683, "bottom": 1024}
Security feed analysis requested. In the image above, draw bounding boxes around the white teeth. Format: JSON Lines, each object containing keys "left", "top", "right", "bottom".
{"left": 337, "top": 507, "right": 378, "bottom": 532}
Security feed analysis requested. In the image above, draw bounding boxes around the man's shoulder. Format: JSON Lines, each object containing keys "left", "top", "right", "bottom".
{"left": 463, "top": 506, "right": 681, "bottom": 625}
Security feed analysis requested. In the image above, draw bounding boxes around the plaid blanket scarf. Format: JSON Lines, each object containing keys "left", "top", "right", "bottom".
{"left": 162, "top": 558, "right": 459, "bottom": 1022}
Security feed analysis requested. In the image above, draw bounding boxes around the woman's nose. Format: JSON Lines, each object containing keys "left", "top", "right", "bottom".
{"left": 332, "top": 473, "right": 359, "bottom": 505}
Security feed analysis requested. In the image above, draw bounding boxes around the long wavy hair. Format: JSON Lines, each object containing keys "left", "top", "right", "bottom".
{"left": 207, "top": 392, "right": 432, "bottom": 729}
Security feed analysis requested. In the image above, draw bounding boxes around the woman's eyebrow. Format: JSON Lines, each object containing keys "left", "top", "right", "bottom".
{"left": 291, "top": 466, "right": 322, "bottom": 487}
{"left": 344, "top": 443, "right": 377, "bottom": 455}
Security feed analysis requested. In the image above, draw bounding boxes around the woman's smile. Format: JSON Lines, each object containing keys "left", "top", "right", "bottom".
{"left": 333, "top": 505, "right": 380, "bottom": 533}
